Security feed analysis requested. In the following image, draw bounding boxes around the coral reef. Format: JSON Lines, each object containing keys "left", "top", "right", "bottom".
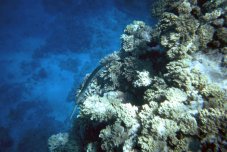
{"left": 48, "top": 133, "right": 69, "bottom": 152}
{"left": 49, "top": 0, "right": 227, "bottom": 151}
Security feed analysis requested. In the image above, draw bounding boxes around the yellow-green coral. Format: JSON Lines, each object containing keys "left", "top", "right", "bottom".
{"left": 198, "top": 108, "right": 227, "bottom": 136}
{"left": 201, "top": 84, "right": 225, "bottom": 108}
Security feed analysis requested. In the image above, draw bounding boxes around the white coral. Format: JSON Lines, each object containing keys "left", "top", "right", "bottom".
{"left": 151, "top": 116, "right": 179, "bottom": 140}
{"left": 165, "top": 87, "right": 187, "bottom": 102}
{"left": 203, "top": 8, "right": 223, "bottom": 21}
{"left": 121, "top": 35, "right": 135, "bottom": 52}
{"left": 79, "top": 94, "right": 118, "bottom": 121}
{"left": 133, "top": 71, "right": 152, "bottom": 87}
{"left": 158, "top": 100, "right": 188, "bottom": 119}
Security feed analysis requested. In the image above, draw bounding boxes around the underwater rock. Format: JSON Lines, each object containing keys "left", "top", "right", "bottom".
{"left": 49, "top": 0, "right": 227, "bottom": 151}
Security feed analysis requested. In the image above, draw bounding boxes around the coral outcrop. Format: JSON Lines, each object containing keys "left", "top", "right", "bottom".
{"left": 49, "top": 0, "right": 227, "bottom": 151}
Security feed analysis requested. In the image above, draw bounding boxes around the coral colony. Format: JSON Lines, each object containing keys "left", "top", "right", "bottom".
{"left": 49, "top": 0, "right": 227, "bottom": 151}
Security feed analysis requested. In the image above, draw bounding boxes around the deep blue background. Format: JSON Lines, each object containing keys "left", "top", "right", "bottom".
{"left": 0, "top": 0, "right": 155, "bottom": 151}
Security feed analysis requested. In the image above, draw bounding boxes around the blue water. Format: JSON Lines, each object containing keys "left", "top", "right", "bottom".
{"left": 0, "top": 0, "right": 155, "bottom": 151}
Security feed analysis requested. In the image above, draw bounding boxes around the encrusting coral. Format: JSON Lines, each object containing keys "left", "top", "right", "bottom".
{"left": 49, "top": 0, "right": 227, "bottom": 152}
